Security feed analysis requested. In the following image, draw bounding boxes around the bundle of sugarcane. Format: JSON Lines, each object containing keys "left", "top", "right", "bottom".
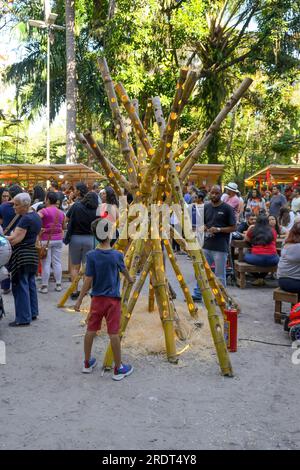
{"left": 59, "top": 57, "right": 252, "bottom": 377}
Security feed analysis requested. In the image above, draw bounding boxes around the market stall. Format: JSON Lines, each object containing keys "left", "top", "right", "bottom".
{"left": 185, "top": 163, "right": 225, "bottom": 189}
{"left": 0, "top": 163, "right": 105, "bottom": 187}
{"left": 245, "top": 164, "right": 300, "bottom": 189}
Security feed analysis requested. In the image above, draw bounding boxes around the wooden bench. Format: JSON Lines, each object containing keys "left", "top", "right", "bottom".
{"left": 273, "top": 287, "right": 299, "bottom": 324}
{"left": 234, "top": 260, "right": 277, "bottom": 289}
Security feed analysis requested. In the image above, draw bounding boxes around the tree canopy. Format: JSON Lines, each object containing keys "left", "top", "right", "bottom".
{"left": 1, "top": 0, "right": 300, "bottom": 185}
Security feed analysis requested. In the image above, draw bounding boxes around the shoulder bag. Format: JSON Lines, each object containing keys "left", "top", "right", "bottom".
{"left": 37, "top": 209, "right": 60, "bottom": 260}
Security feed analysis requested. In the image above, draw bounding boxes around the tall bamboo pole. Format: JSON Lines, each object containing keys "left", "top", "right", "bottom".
{"left": 163, "top": 238, "right": 197, "bottom": 318}
{"left": 98, "top": 57, "right": 138, "bottom": 187}
{"left": 168, "top": 156, "right": 233, "bottom": 376}
{"left": 151, "top": 239, "right": 177, "bottom": 363}
{"left": 173, "top": 130, "right": 200, "bottom": 161}
{"left": 131, "top": 98, "right": 148, "bottom": 179}
{"left": 140, "top": 68, "right": 189, "bottom": 199}
{"left": 179, "top": 78, "right": 253, "bottom": 181}
{"left": 143, "top": 99, "right": 153, "bottom": 131}
{"left": 83, "top": 131, "right": 122, "bottom": 196}
{"left": 115, "top": 83, "right": 155, "bottom": 160}
{"left": 148, "top": 273, "right": 155, "bottom": 312}
{"left": 78, "top": 132, "right": 131, "bottom": 192}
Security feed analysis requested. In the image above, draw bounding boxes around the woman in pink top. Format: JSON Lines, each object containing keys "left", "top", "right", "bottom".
{"left": 38, "top": 192, "right": 65, "bottom": 293}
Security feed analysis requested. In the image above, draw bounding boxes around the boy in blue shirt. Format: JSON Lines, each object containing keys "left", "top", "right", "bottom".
{"left": 74, "top": 218, "right": 134, "bottom": 380}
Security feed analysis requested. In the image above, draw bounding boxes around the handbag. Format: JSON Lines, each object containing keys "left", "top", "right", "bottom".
{"left": 37, "top": 209, "right": 60, "bottom": 260}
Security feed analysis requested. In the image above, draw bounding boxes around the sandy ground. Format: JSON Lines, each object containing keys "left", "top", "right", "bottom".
{"left": 0, "top": 253, "right": 299, "bottom": 450}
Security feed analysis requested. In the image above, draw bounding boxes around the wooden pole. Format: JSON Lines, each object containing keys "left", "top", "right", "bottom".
{"left": 98, "top": 57, "right": 138, "bottom": 187}
{"left": 83, "top": 130, "right": 122, "bottom": 196}
{"left": 151, "top": 239, "right": 177, "bottom": 363}
{"left": 163, "top": 238, "right": 198, "bottom": 318}
{"left": 168, "top": 156, "right": 233, "bottom": 376}
{"left": 78, "top": 132, "right": 131, "bottom": 192}
{"left": 173, "top": 130, "right": 200, "bottom": 161}
{"left": 179, "top": 78, "right": 253, "bottom": 182}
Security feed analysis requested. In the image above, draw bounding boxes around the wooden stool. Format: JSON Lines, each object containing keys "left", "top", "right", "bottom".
{"left": 234, "top": 261, "right": 277, "bottom": 289}
{"left": 273, "top": 287, "right": 299, "bottom": 324}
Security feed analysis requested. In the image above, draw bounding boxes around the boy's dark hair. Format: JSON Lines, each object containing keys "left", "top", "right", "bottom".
{"left": 91, "top": 218, "right": 111, "bottom": 242}
{"left": 46, "top": 191, "right": 58, "bottom": 205}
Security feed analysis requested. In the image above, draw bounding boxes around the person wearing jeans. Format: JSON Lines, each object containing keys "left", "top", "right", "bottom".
{"left": 192, "top": 186, "right": 236, "bottom": 302}
{"left": 244, "top": 215, "right": 279, "bottom": 286}
{"left": 38, "top": 192, "right": 65, "bottom": 294}
{"left": 6, "top": 193, "right": 42, "bottom": 326}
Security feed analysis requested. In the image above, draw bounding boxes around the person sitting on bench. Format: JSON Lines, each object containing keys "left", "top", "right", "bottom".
{"left": 277, "top": 222, "right": 300, "bottom": 293}
{"left": 244, "top": 215, "right": 279, "bottom": 286}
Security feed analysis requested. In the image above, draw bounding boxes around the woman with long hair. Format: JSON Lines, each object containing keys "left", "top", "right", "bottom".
{"left": 268, "top": 214, "right": 281, "bottom": 236}
{"left": 65, "top": 191, "right": 99, "bottom": 300}
{"left": 31, "top": 185, "right": 46, "bottom": 211}
{"left": 0, "top": 188, "right": 10, "bottom": 205}
{"left": 245, "top": 188, "right": 266, "bottom": 216}
{"left": 278, "top": 222, "right": 300, "bottom": 293}
{"left": 244, "top": 214, "right": 279, "bottom": 286}
{"left": 278, "top": 206, "right": 295, "bottom": 236}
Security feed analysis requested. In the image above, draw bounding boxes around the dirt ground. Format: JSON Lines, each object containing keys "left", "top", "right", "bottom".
{"left": 0, "top": 255, "right": 299, "bottom": 450}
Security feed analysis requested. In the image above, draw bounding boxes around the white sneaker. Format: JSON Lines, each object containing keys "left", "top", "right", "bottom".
{"left": 55, "top": 284, "right": 62, "bottom": 292}
{"left": 39, "top": 285, "right": 48, "bottom": 294}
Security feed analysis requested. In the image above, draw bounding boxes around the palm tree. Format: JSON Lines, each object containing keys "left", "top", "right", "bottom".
{"left": 65, "top": 0, "right": 76, "bottom": 163}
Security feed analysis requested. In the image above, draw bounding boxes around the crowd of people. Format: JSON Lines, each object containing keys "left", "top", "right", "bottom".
{"left": 1, "top": 178, "right": 300, "bottom": 378}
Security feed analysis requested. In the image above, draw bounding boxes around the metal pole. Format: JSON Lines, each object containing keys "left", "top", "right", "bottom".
{"left": 46, "top": 27, "right": 51, "bottom": 165}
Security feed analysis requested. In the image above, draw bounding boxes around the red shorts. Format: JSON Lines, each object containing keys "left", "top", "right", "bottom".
{"left": 87, "top": 296, "right": 121, "bottom": 335}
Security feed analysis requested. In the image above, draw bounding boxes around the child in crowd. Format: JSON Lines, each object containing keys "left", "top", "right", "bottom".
{"left": 74, "top": 217, "right": 135, "bottom": 381}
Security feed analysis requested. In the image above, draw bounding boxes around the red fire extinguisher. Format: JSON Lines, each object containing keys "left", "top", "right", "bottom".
{"left": 223, "top": 304, "right": 238, "bottom": 352}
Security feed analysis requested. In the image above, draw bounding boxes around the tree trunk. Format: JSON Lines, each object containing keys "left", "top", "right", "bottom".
{"left": 65, "top": 0, "right": 77, "bottom": 163}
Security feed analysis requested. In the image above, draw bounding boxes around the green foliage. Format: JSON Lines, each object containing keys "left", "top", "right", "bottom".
{"left": 2, "top": 0, "right": 300, "bottom": 184}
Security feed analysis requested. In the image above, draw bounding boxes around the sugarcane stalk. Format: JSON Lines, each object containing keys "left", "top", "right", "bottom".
{"left": 163, "top": 238, "right": 197, "bottom": 318}
{"left": 98, "top": 57, "right": 138, "bottom": 187}
{"left": 179, "top": 78, "right": 253, "bottom": 181}
{"left": 83, "top": 130, "right": 122, "bottom": 196}
{"left": 168, "top": 156, "right": 233, "bottom": 376}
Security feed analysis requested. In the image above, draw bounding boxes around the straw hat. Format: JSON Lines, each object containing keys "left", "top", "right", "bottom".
{"left": 224, "top": 182, "right": 239, "bottom": 193}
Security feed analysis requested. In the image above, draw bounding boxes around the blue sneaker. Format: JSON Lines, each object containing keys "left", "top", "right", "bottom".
{"left": 112, "top": 363, "right": 134, "bottom": 381}
{"left": 82, "top": 357, "right": 97, "bottom": 374}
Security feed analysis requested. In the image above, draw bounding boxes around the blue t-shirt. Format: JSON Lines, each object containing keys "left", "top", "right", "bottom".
{"left": 0, "top": 202, "right": 17, "bottom": 233}
{"left": 85, "top": 248, "right": 126, "bottom": 298}
{"left": 17, "top": 212, "right": 42, "bottom": 245}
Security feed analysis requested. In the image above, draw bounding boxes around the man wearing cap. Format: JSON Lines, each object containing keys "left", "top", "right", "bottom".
{"left": 221, "top": 182, "right": 240, "bottom": 222}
